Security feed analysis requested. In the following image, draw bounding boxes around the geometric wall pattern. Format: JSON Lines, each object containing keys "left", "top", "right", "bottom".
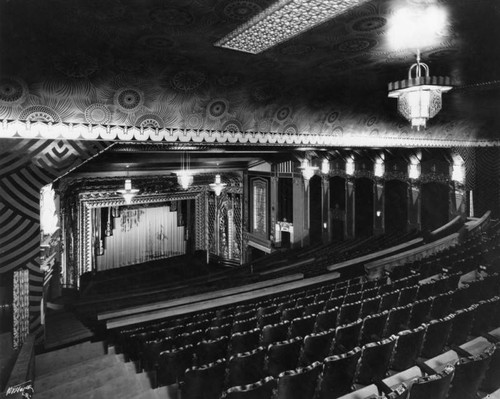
{"left": 0, "top": 138, "right": 111, "bottom": 345}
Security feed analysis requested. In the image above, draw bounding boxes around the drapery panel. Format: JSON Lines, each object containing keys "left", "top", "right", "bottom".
{"left": 96, "top": 205, "right": 186, "bottom": 270}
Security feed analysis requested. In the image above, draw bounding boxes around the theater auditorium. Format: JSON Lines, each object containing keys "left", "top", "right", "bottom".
{"left": 1, "top": 0, "right": 500, "bottom": 398}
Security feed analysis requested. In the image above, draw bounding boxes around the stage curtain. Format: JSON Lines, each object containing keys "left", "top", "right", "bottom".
{"left": 96, "top": 205, "right": 186, "bottom": 270}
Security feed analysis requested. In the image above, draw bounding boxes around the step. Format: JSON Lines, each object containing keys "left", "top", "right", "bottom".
{"left": 35, "top": 359, "right": 131, "bottom": 397}
{"left": 36, "top": 341, "right": 106, "bottom": 376}
{"left": 134, "top": 386, "right": 175, "bottom": 399}
{"left": 66, "top": 371, "right": 152, "bottom": 399}
{"left": 36, "top": 353, "right": 125, "bottom": 384}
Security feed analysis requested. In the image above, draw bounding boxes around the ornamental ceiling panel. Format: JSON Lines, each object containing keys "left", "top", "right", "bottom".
{"left": 0, "top": 0, "right": 499, "bottom": 144}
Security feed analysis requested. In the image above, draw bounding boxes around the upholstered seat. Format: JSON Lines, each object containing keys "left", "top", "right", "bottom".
{"left": 316, "top": 347, "right": 362, "bottom": 399}
{"left": 275, "top": 361, "right": 322, "bottom": 399}
{"left": 408, "top": 299, "right": 432, "bottom": 329}
{"left": 195, "top": 335, "right": 229, "bottom": 366}
{"left": 289, "top": 315, "right": 316, "bottom": 338}
{"left": 447, "top": 305, "right": 477, "bottom": 346}
{"left": 206, "top": 323, "right": 232, "bottom": 340}
{"left": 314, "top": 308, "right": 339, "bottom": 333}
{"left": 258, "top": 311, "right": 282, "bottom": 329}
{"left": 398, "top": 285, "right": 419, "bottom": 307}
{"left": 331, "top": 319, "right": 363, "bottom": 355}
{"left": 360, "top": 311, "right": 388, "bottom": 345}
{"left": 265, "top": 337, "right": 302, "bottom": 377}
{"left": 324, "top": 297, "right": 344, "bottom": 311}
{"left": 304, "top": 301, "right": 325, "bottom": 316}
{"left": 429, "top": 292, "right": 452, "bottom": 319}
{"left": 261, "top": 321, "right": 290, "bottom": 347}
{"left": 225, "top": 347, "right": 266, "bottom": 387}
{"left": 384, "top": 305, "right": 411, "bottom": 337}
{"left": 282, "top": 306, "right": 305, "bottom": 322}
{"left": 391, "top": 326, "right": 426, "bottom": 371}
{"left": 360, "top": 296, "right": 382, "bottom": 318}
{"left": 228, "top": 328, "right": 261, "bottom": 356}
{"left": 420, "top": 315, "right": 455, "bottom": 359}
{"left": 141, "top": 337, "right": 174, "bottom": 371}
{"left": 300, "top": 329, "right": 336, "bottom": 366}
{"left": 355, "top": 336, "right": 397, "bottom": 385}
{"left": 338, "top": 301, "right": 362, "bottom": 326}
{"left": 157, "top": 344, "right": 195, "bottom": 385}
{"left": 232, "top": 317, "right": 259, "bottom": 334}
{"left": 181, "top": 358, "right": 226, "bottom": 399}
{"left": 379, "top": 291, "right": 400, "bottom": 312}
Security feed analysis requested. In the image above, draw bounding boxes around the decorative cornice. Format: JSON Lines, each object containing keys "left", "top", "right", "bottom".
{"left": 1, "top": 120, "right": 499, "bottom": 148}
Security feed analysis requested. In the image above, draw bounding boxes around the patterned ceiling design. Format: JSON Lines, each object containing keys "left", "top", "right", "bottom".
{"left": 0, "top": 0, "right": 500, "bottom": 144}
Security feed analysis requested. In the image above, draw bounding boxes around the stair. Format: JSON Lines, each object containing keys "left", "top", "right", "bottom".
{"left": 34, "top": 341, "right": 164, "bottom": 399}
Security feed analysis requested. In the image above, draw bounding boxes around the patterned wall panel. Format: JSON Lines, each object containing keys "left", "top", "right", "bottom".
{"left": 0, "top": 138, "right": 111, "bottom": 345}
{"left": 474, "top": 147, "right": 500, "bottom": 218}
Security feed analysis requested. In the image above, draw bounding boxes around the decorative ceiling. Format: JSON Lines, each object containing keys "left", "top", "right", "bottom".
{"left": 1, "top": 0, "right": 500, "bottom": 145}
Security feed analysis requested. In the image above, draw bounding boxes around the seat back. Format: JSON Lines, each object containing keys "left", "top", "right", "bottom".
{"left": 196, "top": 336, "right": 229, "bottom": 366}
{"left": 304, "top": 301, "right": 325, "bottom": 316}
{"left": 226, "top": 347, "right": 266, "bottom": 387}
{"left": 420, "top": 314, "right": 454, "bottom": 358}
{"left": 398, "top": 285, "right": 419, "bottom": 307}
{"left": 472, "top": 297, "right": 500, "bottom": 335}
{"left": 384, "top": 305, "right": 411, "bottom": 337}
{"left": 300, "top": 329, "right": 335, "bottom": 366}
{"left": 228, "top": 328, "right": 260, "bottom": 356}
{"left": 355, "top": 336, "right": 397, "bottom": 385}
{"left": 447, "top": 344, "right": 495, "bottom": 399}
{"left": 232, "top": 317, "right": 258, "bottom": 334}
{"left": 360, "top": 296, "right": 382, "bottom": 318}
{"left": 338, "top": 301, "right": 361, "bottom": 325}
{"left": 316, "top": 347, "right": 362, "bottom": 399}
{"left": 221, "top": 376, "right": 276, "bottom": 399}
{"left": 258, "top": 311, "right": 282, "bottom": 329}
{"left": 324, "top": 297, "right": 343, "bottom": 311}
{"left": 481, "top": 342, "right": 500, "bottom": 392}
{"left": 447, "top": 305, "right": 477, "bottom": 346}
{"left": 265, "top": 337, "right": 302, "bottom": 377}
{"left": 157, "top": 344, "right": 195, "bottom": 385}
{"left": 275, "top": 361, "right": 322, "bottom": 399}
{"left": 314, "top": 308, "right": 339, "bottom": 333}
{"left": 206, "top": 323, "right": 232, "bottom": 340}
{"left": 379, "top": 291, "right": 400, "bottom": 312}
{"left": 408, "top": 299, "right": 432, "bottom": 329}
{"left": 182, "top": 358, "right": 226, "bottom": 399}
{"left": 141, "top": 338, "right": 173, "bottom": 371}
{"left": 289, "top": 315, "right": 316, "bottom": 338}
{"left": 331, "top": 319, "right": 362, "bottom": 355}
{"left": 391, "top": 325, "right": 426, "bottom": 371}
{"left": 261, "top": 321, "right": 290, "bottom": 347}
{"left": 360, "top": 311, "right": 388, "bottom": 345}
{"left": 430, "top": 292, "right": 452, "bottom": 319}
{"left": 408, "top": 364, "right": 454, "bottom": 399}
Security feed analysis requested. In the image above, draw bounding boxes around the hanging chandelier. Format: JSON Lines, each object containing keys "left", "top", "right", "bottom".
{"left": 209, "top": 174, "right": 226, "bottom": 196}
{"left": 388, "top": 50, "right": 452, "bottom": 130}
{"left": 176, "top": 152, "right": 194, "bottom": 190}
{"left": 117, "top": 166, "right": 139, "bottom": 204}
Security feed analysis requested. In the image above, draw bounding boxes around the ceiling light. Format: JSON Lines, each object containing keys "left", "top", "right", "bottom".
{"left": 214, "top": 0, "right": 367, "bottom": 54}
{"left": 210, "top": 174, "right": 226, "bottom": 196}
{"left": 117, "top": 166, "right": 139, "bottom": 204}
{"left": 388, "top": 51, "right": 452, "bottom": 130}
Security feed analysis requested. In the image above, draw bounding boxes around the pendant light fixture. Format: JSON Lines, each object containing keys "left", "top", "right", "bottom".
{"left": 117, "top": 165, "right": 139, "bottom": 204}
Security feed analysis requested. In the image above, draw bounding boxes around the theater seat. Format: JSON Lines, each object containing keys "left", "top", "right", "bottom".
{"left": 225, "top": 347, "right": 266, "bottom": 387}
{"left": 446, "top": 345, "right": 495, "bottom": 399}
{"left": 314, "top": 308, "right": 339, "bottom": 333}
{"left": 338, "top": 301, "right": 362, "bottom": 326}
{"left": 407, "top": 364, "right": 454, "bottom": 399}
{"left": 398, "top": 285, "right": 419, "bottom": 307}
{"left": 261, "top": 321, "right": 290, "bottom": 347}
{"left": 331, "top": 319, "right": 362, "bottom": 355}
{"left": 354, "top": 336, "right": 397, "bottom": 386}
{"left": 429, "top": 292, "right": 452, "bottom": 319}
{"left": 157, "top": 344, "right": 195, "bottom": 385}
{"left": 258, "top": 311, "right": 282, "bottom": 329}
{"left": 360, "top": 311, "right": 388, "bottom": 346}
{"left": 228, "top": 328, "right": 260, "bottom": 356}
{"left": 391, "top": 326, "right": 426, "bottom": 371}
{"left": 384, "top": 305, "right": 411, "bottom": 338}
{"left": 447, "top": 305, "right": 477, "bottom": 346}
{"left": 379, "top": 291, "right": 400, "bottom": 312}
{"left": 360, "top": 296, "right": 381, "bottom": 318}
{"left": 316, "top": 347, "right": 362, "bottom": 399}
{"left": 289, "top": 315, "right": 316, "bottom": 338}
{"left": 265, "top": 337, "right": 302, "bottom": 377}
{"left": 206, "top": 323, "right": 232, "bottom": 340}
{"left": 408, "top": 299, "right": 432, "bottom": 329}
{"left": 195, "top": 335, "right": 229, "bottom": 366}
{"left": 221, "top": 376, "right": 276, "bottom": 399}
{"left": 300, "top": 329, "right": 336, "bottom": 366}
{"left": 275, "top": 361, "right": 322, "bottom": 399}
{"left": 181, "top": 358, "right": 226, "bottom": 399}
{"left": 420, "top": 315, "right": 455, "bottom": 359}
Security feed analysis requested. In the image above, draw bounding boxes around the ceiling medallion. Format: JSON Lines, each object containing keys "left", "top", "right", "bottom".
{"left": 388, "top": 51, "right": 452, "bottom": 130}
{"left": 215, "top": 0, "right": 368, "bottom": 54}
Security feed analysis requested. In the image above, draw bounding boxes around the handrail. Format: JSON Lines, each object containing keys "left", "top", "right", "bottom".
{"left": 3, "top": 334, "right": 35, "bottom": 397}
{"left": 426, "top": 214, "right": 465, "bottom": 242}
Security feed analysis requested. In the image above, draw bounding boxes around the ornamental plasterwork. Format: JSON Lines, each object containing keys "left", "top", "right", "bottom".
{"left": 2, "top": 120, "right": 499, "bottom": 147}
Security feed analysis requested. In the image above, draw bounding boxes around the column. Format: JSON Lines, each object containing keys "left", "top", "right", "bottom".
{"left": 270, "top": 174, "right": 278, "bottom": 246}
{"left": 322, "top": 176, "right": 330, "bottom": 243}
{"left": 373, "top": 178, "right": 385, "bottom": 235}
{"left": 345, "top": 176, "right": 355, "bottom": 238}
{"left": 408, "top": 181, "right": 421, "bottom": 232}
{"left": 293, "top": 176, "right": 307, "bottom": 247}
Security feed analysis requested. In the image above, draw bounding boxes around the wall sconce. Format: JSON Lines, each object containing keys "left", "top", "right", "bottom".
{"left": 374, "top": 158, "right": 385, "bottom": 178}
{"left": 346, "top": 158, "right": 355, "bottom": 176}
{"left": 210, "top": 174, "right": 226, "bottom": 196}
{"left": 376, "top": 210, "right": 382, "bottom": 217}
{"left": 321, "top": 159, "right": 330, "bottom": 174}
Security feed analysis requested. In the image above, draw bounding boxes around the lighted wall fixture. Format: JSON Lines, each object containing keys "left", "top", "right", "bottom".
{"left": 300, "top": 159, "right": 318, "bottom": 189}
{"left": 345, "top": 158, "right": 355, "bottom": 176}
{"left": 210, "top": 174, "right": 226, "bottom": 196}
{"left": 452, "top": 154, "right": 465, "bottom": 184}
{"left": 374, "top": 157, "right": 385, "bottom": 178}
{"left": 117, "top": 168, "right": 139, "bottom": 204}
{"left": 214, "top": 0, "right": 367, "bottom": 54}
{"left": 388, "top": 50, "right": 452, "bottom": 130}
{"left": 408, "top": 155, "right": 421, "bottom": 180}
{"left": 321, "top": 159, "right": 330, "bottom": 175}
{"left": 176, "top": 152, "right": 194, "bottom": 189}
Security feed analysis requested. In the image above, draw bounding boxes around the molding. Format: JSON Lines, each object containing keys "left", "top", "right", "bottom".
{"left": 2, "top": 120, "right": 500, "bottom": 147}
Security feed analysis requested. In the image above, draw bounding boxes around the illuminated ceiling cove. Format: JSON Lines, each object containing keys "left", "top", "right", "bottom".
{"left": 0, "top": 0, "right": 499, "bottom": 145}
